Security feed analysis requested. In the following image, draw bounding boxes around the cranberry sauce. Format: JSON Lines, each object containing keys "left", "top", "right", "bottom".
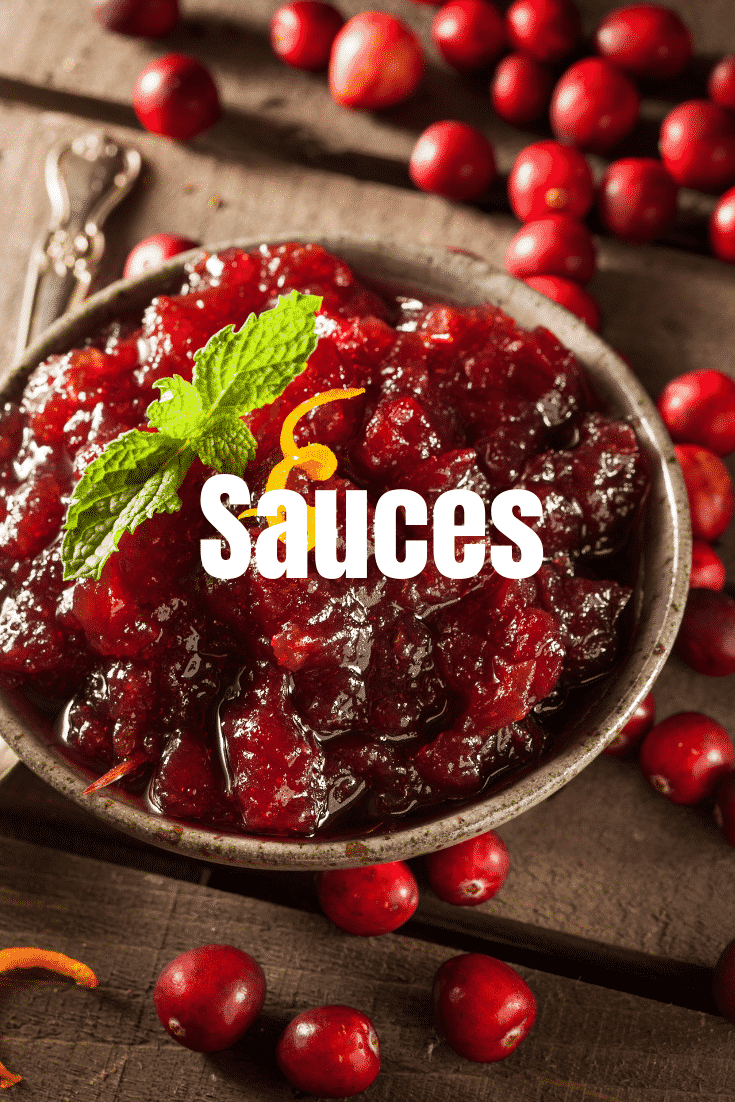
{"left": 0, "top": 243, "right": 648, "bottom": 837}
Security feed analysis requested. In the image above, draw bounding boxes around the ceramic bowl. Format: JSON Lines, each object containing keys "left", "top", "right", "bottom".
{"left": 0, "top": 234, "right": 691, "bottom": 869}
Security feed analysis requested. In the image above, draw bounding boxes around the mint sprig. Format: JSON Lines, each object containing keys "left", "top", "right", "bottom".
{"left": 61, "top": 290, "right": 322, "bottom": 581}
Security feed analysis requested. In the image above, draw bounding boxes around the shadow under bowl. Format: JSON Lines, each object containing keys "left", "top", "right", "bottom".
{"left": 0, "top": 234, "right": 691, "bottom": 869}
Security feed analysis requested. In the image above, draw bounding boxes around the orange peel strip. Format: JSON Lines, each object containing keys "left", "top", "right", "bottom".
{"left": 0, "top": 948, "right": 98, "bottom": 1088}
{"left": 279, "top": 387, "right": 365, "bottom": 459}
{"left": 82, "top": 750, "right": 148, "bottom": 796}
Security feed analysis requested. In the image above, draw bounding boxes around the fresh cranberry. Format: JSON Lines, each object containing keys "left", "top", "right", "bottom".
{"left": 603, "top": 691, "right": 656, "bottom": 756}
{"left": 490, "top": 54, "right": 553, "bottom": 127}
{"left": 317, "top": 862, "right": 419, "bottom": 935}
{"left": 93, "top": 0, "right": 179, "bottom": 36}
{"left": 708, "top": 56, "right": 735, "bottom": 113}
{"left": 674, "top": 444, "right": 734, "bottom": 541}
{"left": 506, "top": 215, "right": 596, "bottom": 283}
{"left": 426, "top": 831, "right": 510, "bottom": 906}
{"left": 659, "top": 101, "right": 735, "bottom": 194}
{"left": 523, "top": 275, "right": 601, "bottom": 330}
{"left": 594, "top": 5, "right": 692, "bottom": 80}
{"left": 714, "top": 773, "right": 735, "bottom": 848}
{"left": 550, "top": 58, "right": 640, "bottom": 154}
{"left": 277, "top": 1006, "right": 380, "bottom": 1097}
{"left": 508, "top": 141, "right": 594, "bottom": 223}
{"left": 123, "top": 233, "right": 199, "bottom": 278}
{"left": 690, "top": 540, "right": 726, "bottom": 591}
{"left": 598, "top": 158, "right": 678, "bottom": 244}
{"left": 710, "top": 187, "right": 735, "bottom": 264}
{"left": 329, "top": 12, "right": 424, "bottom": 108}
{"left": 133, "top": 54, "right": 221, "bottom": 141}
{"left": 410, "top": 122, "right": 496, "bottom": 201}
{"left": 676, "top": 588, "right": 735, "bottom": 677}
{"left": 713, "top": 939, "right": 735, "bottom": 1021}
{"left": 153, "top": 944, "right": 266, "bottom": 1052}
{"left": 505, "top": 0, "right": 581, "bottom": 64}
{"left": 270, "top": 1, "right": 344, "bottom": 71}
{"left": 639, "top": 712, "right": 734, "bottom": 805}
{"left": 432, "top": 0, "right": 505, "bottom": 72}
{"left": 658, "top": 370, "right": 735, "bottom": 457}
{"left": 433, "top": 953, "right": 536, "bottom": 1061}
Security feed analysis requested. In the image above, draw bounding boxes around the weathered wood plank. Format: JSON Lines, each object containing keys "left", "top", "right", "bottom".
{"left": 0, "top": 836, "right": 733, "bottom": 1102}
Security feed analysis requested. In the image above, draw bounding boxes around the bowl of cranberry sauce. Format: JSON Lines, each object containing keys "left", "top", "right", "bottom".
{"left": 0, "top": 237, "right": 689, "bottom": 870}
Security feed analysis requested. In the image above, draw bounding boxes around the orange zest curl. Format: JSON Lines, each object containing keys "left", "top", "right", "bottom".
{"left": 82, "top": 749, "right": 148, "bottom": 796}
{"left": 0, "top": 948, "right": 98, "bottom": 1089}
{"left": 240, "top": 387, "right": 365, "bottom": 550}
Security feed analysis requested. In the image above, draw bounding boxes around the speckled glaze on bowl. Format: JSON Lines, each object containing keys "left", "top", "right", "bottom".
{"left": 0, "top": 234, "right": 691, "bottom": 870}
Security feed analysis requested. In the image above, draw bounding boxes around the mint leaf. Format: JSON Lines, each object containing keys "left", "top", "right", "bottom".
{"left": 147, "top": 376, "right": 204, "bottom": 438}
{"left": 62, "top": 431, "right": 193, "bottom": 581}
{"left": 193, "top": 413, "right": 257, "bottom": 474}
{"left": 61, "top": 289, "right": 322, "bottom": 580}
{"left": 193, "top": 290, "right": 322, "bottom": 416}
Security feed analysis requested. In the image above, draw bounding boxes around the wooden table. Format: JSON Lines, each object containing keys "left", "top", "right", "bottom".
{"left": 1, "top": 1, "right": 735, "bottom": 1098}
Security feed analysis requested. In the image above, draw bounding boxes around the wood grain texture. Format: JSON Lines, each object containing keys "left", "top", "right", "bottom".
{"left": 1, "top": 103, "right": 735, "bottom": 970}
{"left": 0, "top": 836, "right": 733, "bottom": 1102}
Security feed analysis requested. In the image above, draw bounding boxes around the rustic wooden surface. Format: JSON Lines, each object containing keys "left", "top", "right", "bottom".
{"left": 2, "top": 0, "right": 735, "bottom": 1097}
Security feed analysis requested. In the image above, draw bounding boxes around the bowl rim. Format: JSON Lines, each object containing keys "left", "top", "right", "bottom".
{"left": 0, "top": 232, "right": 692, "bottom": 869}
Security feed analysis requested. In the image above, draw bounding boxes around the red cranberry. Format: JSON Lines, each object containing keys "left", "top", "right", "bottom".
{"left": 709, "top": 187, "right": 735, "bottom": 264}
{"left": 316, "top": 862, "right": 419, "bottom": 936}
{"left": 639, "top": 712, "right": 734, "bottom": 805}
{"left": 426, "top": 831, "right": 510, "bottom": 906}
{"left": 594, "top": 5, "right": 692, "bottom": 80}
{"left": 714, "top": 773, "right": 735, "bottom": 848}
{"left": 550, "top": 58, "right": 640, "bottom": 154}
{"left": 123, "top": 233, "right": 199, "bottom": 278}
{"left": 708, "top": 56, "right": 735, "bottom": 113}
{"left": 506, "top": 215, "right": 596, "bottom": 283}
{"left": 153, "top": 944, "right": 266, "bottom": 1052}
{"left": 713, "top": 939, "right": 735, "bottom": 1021}
{"left": 603, "top": 691, "right": 656, "bottom": 756}
{"left": 93, "top": 0, "right": 179, "bottom": 36}
{"left": 433, "top": 953, "right": 536, "bottom": 1062}
{"left": 490, "top": 54, "right": 553, "bottom": 127}
{"left": 508, "top": 141, "right": 594, "bottom": 222}
{"left": 690, "top": 540, "right": 726, "bottom": 591}
{"left": 676, "top": 588, "right": 735, "bottom": 677}
{"left": 133, "top": 54, "right": 221, "bottom": 141}
{"left": 505, "top": 0, "right": 581, "bottom": 64}
{"left": 270, "top": 1, "right": 344, "bottom": 71}
{"left": 523, "top": 275, "right": 601, "bottom": 331}
{"left": 432, "top": 0, "right": 506, "bottom": 72}
{"left": 659, "top": 101, "right": 735, "bottom": 194}
{"left": 277, "top": 1005, "right": 380, "bottom": 1097}
{"left": 658, "top": 370, "right": 735, "bottom": 457}
{"left": 598, "top": 158, "right": 678, "bottom": 244}
{"left": 329, "top": 12, "right": 424, "bottom": 108}
{"left": 674, "top": 444, "right": 734, "bottom": 541}
{"left": 410, "top": 122, "right": 496, "bottom": 201}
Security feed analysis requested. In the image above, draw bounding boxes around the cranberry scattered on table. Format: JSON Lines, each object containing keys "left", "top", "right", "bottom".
{"left": 523, "top": 275, "right": 601, "bottom": 330}
{"left": 598, "top": 158, "right": 679, "bottom": 245}
{"left": 433, "top": 953, "right": 536, "bottom": 1061}
{"left": 709, "top": 187, "right": 735, "bottom": 264}
{"left": 270, "top": 0, "right": 345, "bottom": 71}
{"left": 505, "top": 215, "right": 596, "bottom": 282}
{"left": 93, "top": 0, "right": 179, "bottom": 37}
{"left": 277, "top": 1005, "right": 381, "bottom": 1097}
{"left": 594, "top": 4, "right": 692, "bottom": 80}
{"left": 153, "top": 944, "right": 266, "bottom": 1052}
{"left": 490, "top": 53, "right": 553, "bottom": 127}
{"left": 602, "top": 691, "right": 656, "bottom": 756}
{"left": 426, "top": 831, "right": 510, "bottom": 906}
{"left": 674, "top": 444, "right": 734, "bottom": 542}
{"left": 658, "top": 370, "right": 735, "bottom": 456}
{"left": 640, "top": 713, "right": 734, "bottom": 805}
{"left": 505, "top": 0, "right": 581, "bottom": 64}
{"left": 317, "top": 862, "right": 419, "bottom": 935}
{"left": 431, "top": 0, "right": 506, "bottom": 72}
{"left": 659, "top": 101, "right": 735, "bottom": 194}
{"left": 133, "top": 54, "right": 221, "bottom": 141}
{"left": 550, "top": 58, "right": 640, "bottom": 154}
{"left": 122, "top": 233, "right": 200, "bottom": 278}
{"left": 708, "top": 55, "right": 735, "bottom": 112}
{"left": 675, "top": 589, "right": 735, "bottom": 677}
{"left": 508, "top": 141, "right": 594, "bottom": 223}
{"left": 409, "top": 121, "right": 496, "bottom": 201}
{"left": 689, "top": 540, "right": 726, "bottom": 591}
{"left": 329, "top": 12, "right": 424, "bottom": 108}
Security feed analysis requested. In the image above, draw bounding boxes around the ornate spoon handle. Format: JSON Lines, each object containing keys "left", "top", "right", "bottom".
{"left": 15, "top": 131, "right": 142, "bottom": 359}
